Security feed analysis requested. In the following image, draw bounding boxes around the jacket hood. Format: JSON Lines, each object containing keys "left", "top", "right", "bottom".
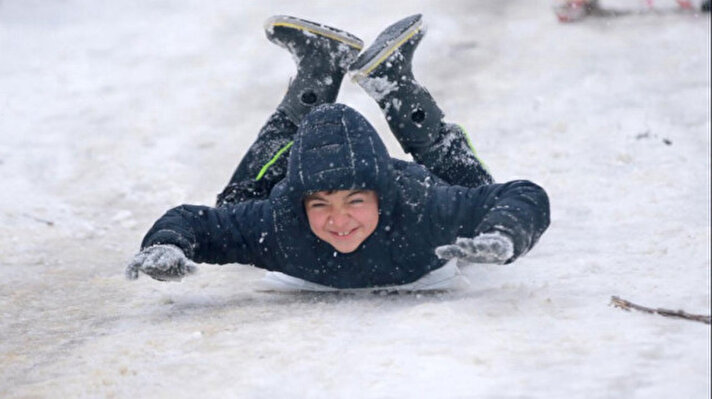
{"left": 285, "top": 103, "right": 396, "bottom": 216}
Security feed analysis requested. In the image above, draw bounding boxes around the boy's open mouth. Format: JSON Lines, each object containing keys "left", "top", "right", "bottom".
{"left": 329, "top": 227, "right": 358, "bottom": 238}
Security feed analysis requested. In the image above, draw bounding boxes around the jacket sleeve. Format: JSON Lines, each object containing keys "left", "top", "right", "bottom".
{"left": 140, "top": 200, "right": 271, "bottom": 265}
{"left": 428, "top": 180, "right": 550, "bottom": 262}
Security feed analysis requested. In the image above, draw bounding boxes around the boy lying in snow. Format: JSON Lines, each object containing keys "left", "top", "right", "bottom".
{"left": 126, "top": 15, "right": 550, "bottom": 290}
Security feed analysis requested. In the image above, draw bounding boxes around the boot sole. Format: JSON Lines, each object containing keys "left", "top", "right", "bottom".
{"left": 264, "top": 15, "right": 364, "bottom": 50}
{"left": 349, "top": 14, "right": 423, "bottom": 83}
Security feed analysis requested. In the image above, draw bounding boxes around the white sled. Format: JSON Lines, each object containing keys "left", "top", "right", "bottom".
{"left": 257, "top": 259, "right": 470, "bottom": 293}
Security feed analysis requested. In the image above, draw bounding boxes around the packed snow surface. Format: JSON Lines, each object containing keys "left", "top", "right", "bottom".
{"left": 0, "top": 1, "right": 709, "bottom": 398}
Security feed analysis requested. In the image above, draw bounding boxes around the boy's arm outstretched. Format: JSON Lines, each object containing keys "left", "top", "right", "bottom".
{"left": 126, "top": 202, "right": 268, "bottom": 281}
{"left": 430, "top": 180, "right": 550, "bottom": 265}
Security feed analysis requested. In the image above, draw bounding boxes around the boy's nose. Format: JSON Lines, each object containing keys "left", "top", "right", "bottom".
{"left": 329, "top": 210, "right": 351, "bottom": 227}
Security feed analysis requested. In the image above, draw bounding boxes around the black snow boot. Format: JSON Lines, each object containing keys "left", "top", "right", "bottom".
{"left": 350, "top": 14, "right": 494, "bottom": 188}
{"left": 349, "top": 14, "right": 443, "bottom": 155}
{"left": 266, "top": 15, "right": 364, "bottom": 124}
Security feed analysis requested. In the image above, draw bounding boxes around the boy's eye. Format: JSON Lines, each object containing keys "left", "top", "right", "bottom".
{"left": 349, "top": 198, "right": 364, "bottom": 205}
{"left": 308, "top": 202, "right": 326, "bottom": 208}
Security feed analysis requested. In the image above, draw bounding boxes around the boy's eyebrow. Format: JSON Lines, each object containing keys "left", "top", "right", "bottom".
{"left": 346, "top": 190, "right": 367, "bottom": 197}
{"left": 304, "top": 193, "right": 326, "bottom": 201}
{"left": 304, "top": 190, "right": 369, "bottom": 202}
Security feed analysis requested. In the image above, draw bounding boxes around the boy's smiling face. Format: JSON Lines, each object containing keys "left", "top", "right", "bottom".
{"left": 304, "top": 189, "right": 379, "bottom": 253}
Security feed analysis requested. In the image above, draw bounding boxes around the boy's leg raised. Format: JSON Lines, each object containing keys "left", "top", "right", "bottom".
{"left": 217, "top": 16, "right": 363, "bottom": 206}
{"left": 350, "top": 14, "right": 493, "bottom": 188}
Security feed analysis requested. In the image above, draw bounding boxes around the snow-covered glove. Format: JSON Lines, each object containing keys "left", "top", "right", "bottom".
{"left": 435, "top": 232, "right": 515, "bottom": 265}
{"left": 125, "top": 244, "right": 197, "bottom": 282}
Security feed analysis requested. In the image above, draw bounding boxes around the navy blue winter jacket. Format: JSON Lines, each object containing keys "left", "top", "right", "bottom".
{"left": 141, "top": 104, "right": 550, "bottom": 288}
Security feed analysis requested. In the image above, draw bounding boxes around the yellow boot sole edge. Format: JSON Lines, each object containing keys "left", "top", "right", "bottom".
{"left": 265, "top": 15, "right": 364, "bottom": 50}
{"left": 350, "top": 19, "right": 424, "bottom": 83}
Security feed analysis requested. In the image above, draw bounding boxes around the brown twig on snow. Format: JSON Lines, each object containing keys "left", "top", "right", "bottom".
{"left": 22, "top": 213, "right": 55, "bottom": 226}
{"left": 610, "top": 296, "right": 711, "bottom": 325}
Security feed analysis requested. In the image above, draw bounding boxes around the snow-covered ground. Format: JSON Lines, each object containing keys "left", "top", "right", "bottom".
{"left": 1, "top": 1, "right": 709, "bottom": 398}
